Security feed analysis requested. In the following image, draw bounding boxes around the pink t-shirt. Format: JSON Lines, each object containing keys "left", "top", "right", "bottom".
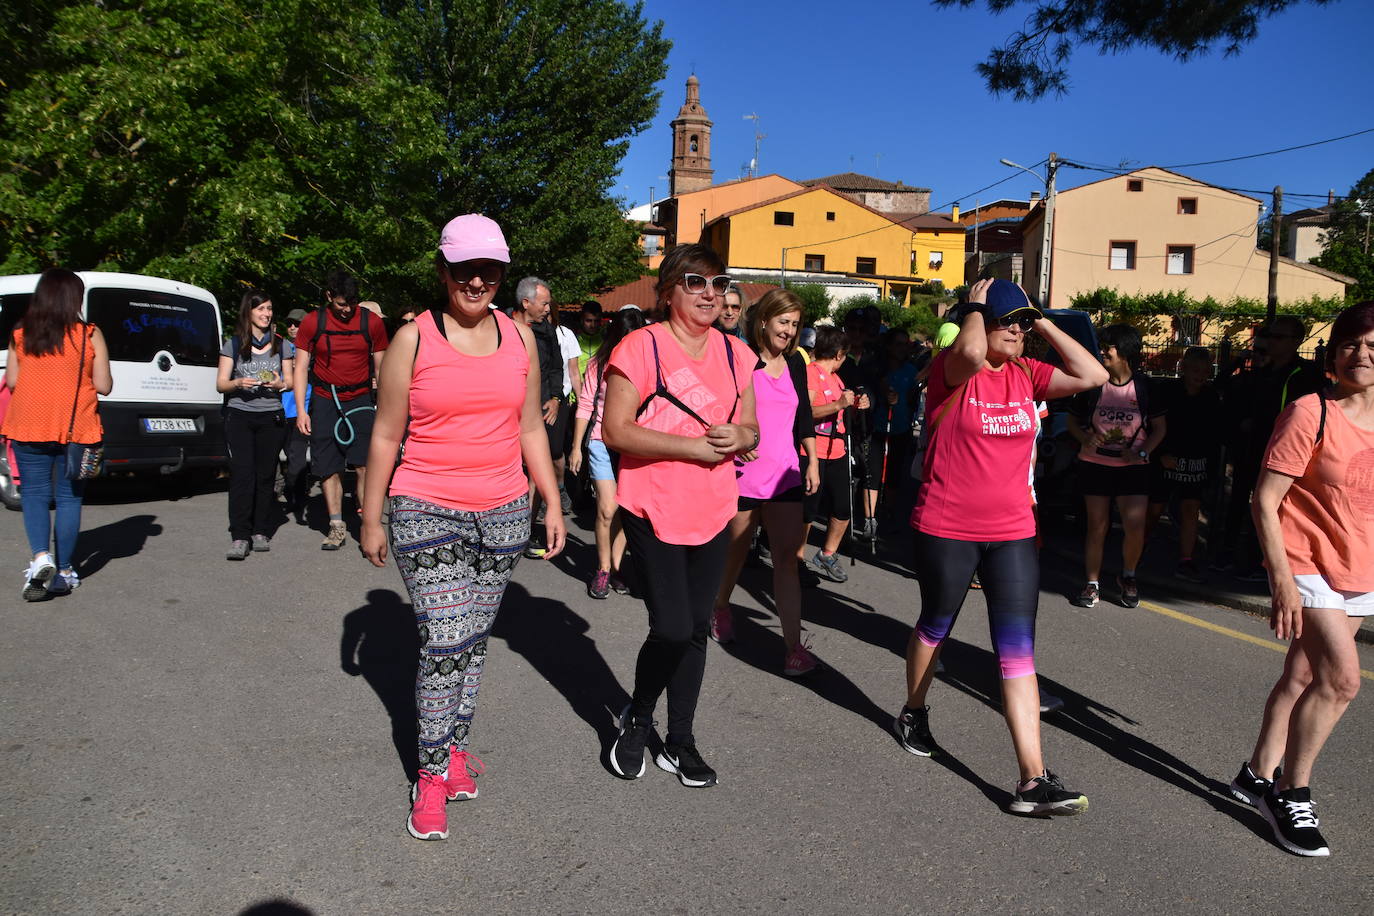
{"left": 912, "top": 351, "right": 1055, "bottom": 541}
{"left": 609, "top": 324, "right": 756, "bottom": 545}
{"left": 1264, "top": 393, "right": 1374, "bottom": 592}
{"left": 1078, "top": 377, "right": 1147, "bottom": 467}
{"left": 576, "top": 357, "right": 608, "bottom": 441}
{"left": 736, "top": 365, "right": 801, "bottom": 500}
{"left": 389, "top": 310, "right": 529, "bottom": 512}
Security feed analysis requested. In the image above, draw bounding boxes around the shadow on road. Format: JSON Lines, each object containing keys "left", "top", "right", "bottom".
{"left": 73, "top": 513, "right": 163, "bottom": 578}
{"left": 340, "top": 588, "right": 420, "bottom": 782}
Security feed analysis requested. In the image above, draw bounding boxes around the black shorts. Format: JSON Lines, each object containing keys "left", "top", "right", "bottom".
{"left": 1077, "top": 460, "right": 1149, "bottom": 498}
{"left": 738, "top": 485, "right": 804, "bottom": 511}
{"left": 865, "top": 431, "right": 912, "bottom": 489}
{"left": 546, "top": 398, "right": 570, "bottom": 461}
{"left": 1149, "top": 460, "right": 1210, "bottom": 503}
{"left": 802, "top": 455, "right": 852, "bottom": 522}
{"left": 309, "top": 390, "right": 375, "bottom": 478}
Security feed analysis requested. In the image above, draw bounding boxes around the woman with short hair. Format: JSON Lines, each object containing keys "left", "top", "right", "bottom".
{"left": 1228, "top": 301, "right": 1374, "bottom": 858}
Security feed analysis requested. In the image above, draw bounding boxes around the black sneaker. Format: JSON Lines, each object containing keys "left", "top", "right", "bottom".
{"left": 609, "top": 704, "right": 652, "bottom": 780}
{"left": 892, "top": 705, "right": 937, "bottom": 757}
{"left": 1261, "top": 786, "right": 1330, "bottom": 857}
{"left": 1229, "top": 761, "right": 1281, "bottom": 807}
{"left": 1009, "top": 771, "right": 1089, "bottom": 816}
{"left": 1116, "top": 574, "right": 1139, "bottom": 608}
{"left": 655, "top": 741, "right": 717, "bottom": 788}
{"left": 1071, "top": 582, "right": 1099, "bottom": 608}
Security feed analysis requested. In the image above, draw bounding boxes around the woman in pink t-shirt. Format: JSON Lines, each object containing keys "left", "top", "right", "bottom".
{"left": 359, "top": 214, "right": 565, "bottom": 841}
{"left": 1229, "top": 301, "right": 1374, "bottom": 858}
{"left": 895, "top": 279, "right": 1107, "bottom": 817}
{"left": 601, "top": 243, "right": 758, "bottom": 789}
{"left": 709, "top": 289, "right": 820, "bottom": 674}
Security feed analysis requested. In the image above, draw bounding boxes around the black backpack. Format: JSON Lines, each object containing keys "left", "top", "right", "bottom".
{"left": 308, "top": 307, "right": 376, "bottom": 394}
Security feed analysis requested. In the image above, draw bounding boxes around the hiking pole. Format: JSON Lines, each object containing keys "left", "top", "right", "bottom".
{"left": 844, "top": 405, "right": 857, "bottom": 568}
{"left": 871, "top": 404, "right": 892, "bottom": 557}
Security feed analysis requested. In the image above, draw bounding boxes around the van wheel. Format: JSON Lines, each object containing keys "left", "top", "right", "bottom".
{"left": 0, "top": 467, "right": 19, "bottom": 511}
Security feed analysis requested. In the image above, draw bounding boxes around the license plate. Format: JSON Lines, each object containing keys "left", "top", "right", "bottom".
{"left": 143, "top": 418, "right": 197, "bottom": 432}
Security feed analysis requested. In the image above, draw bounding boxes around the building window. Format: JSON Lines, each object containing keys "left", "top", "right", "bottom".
{"left": 1127, "top": 179, "right": 1144, "bottom": 192}
{"left": 1109, "top": 241, "right": 1137, "bottom": 270}
{"left": 804, "top": 253, "right": 825, "bottom": 272}
{"left": 928, "top": 251, "right": 944, "bottom": 270}
{"left": 773, "top": 211, "right": 794, "bottom": 226}
{"left": 1178, "top": 197, "right": 1198, "bottom": 215}
{"left": 1167, "top": 245, "right": 1195, "bottom": 275}
{"left": 826, "top": 211, "right": 835, "bottom": 221}
{"left": 855, "top": 257, "right": 877, "bottom": 275}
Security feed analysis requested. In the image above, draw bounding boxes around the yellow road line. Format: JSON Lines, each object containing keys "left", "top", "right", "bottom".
{"left": 1138, "top": 599, "right": 1374, "bottom": 682}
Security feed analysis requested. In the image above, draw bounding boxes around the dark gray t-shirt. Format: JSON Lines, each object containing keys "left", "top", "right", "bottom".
{"left": 221, "top": 337, "right": 296, "bottom": 412}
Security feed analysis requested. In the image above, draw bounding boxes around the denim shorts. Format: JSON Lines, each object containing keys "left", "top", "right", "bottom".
{"left": 587, "top": 438, "right": 615, "bottom": 482}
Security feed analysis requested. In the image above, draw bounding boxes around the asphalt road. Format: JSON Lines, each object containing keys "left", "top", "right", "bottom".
{"left": 2, "top": 479, "right": 1372, "bottom": 915}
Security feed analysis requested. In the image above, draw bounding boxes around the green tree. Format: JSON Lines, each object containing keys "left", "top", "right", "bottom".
{"left": 934, "top": 0, "right": 1330, "bottom": 100}
{"left": 1312, "top": 167, "right": 1374, "bottom": 302}
{"left": 0, "top": 0, "right": 667, "bottom": 314}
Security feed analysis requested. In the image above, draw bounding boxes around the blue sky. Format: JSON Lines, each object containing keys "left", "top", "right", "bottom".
{"left": 615, "top": 0, "right": 1374, "bottom": 214}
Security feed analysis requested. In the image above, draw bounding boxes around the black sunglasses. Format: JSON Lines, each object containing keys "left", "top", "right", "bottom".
{"left": 996, "top": 312, "right": 1037, "bottom": 332}
{"left": 447, "top": 262, "right": 505, "bottom": 285}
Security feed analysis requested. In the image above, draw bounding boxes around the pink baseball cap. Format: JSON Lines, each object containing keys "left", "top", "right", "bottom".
{"left": 438, "top": 214, "right": 510, "bottom": 264}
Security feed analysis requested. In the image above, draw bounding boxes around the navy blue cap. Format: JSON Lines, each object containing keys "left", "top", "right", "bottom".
{"left": 986, "top": 279, "right": 1042, "bottom": 320}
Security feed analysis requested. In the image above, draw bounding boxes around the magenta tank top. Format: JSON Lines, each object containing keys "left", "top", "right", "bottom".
{"left": 735, "top": 365, "right": 802, "bottom": 500}
{"left": 389, "top": 309, "right": 529, "bottom": 511}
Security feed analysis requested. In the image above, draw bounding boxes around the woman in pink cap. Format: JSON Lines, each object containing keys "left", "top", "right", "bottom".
{"left": 361, "top": 213, "right": 565, "bottom": 841}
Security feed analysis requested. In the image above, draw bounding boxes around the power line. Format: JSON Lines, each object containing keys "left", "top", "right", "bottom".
{"left": 1160, "top": 127, "right": 1374, "bottom": 169}
{"left": 1061, "top": 161, "right": 1342, "bottom": 201}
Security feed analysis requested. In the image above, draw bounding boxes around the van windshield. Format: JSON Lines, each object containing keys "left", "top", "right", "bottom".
{"left": 0, "top": 293, "right": 33, "bottom": 350}
{"left": 87, "top": 288, "right": 220, "bottom": 367}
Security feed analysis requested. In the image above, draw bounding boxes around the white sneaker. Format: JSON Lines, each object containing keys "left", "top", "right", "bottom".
{"left": 22, "top": 555, "right": 57, "bottom": 602}
{"left": 48, "top": 568, "right": 80, "bottom": 595}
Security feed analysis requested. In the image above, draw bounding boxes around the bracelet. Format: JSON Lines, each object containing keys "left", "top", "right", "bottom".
{"left": 749, "top": 427, "right": 760, "bottom": 450}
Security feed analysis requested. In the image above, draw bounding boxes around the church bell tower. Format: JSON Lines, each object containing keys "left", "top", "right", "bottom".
{"left": 669, "top": 75, "right": 713, "bottom": 196}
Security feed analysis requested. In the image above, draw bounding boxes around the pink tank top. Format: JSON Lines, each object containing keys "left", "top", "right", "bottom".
{"left": 389, "top": 309, "right": 529, "bottom": 512}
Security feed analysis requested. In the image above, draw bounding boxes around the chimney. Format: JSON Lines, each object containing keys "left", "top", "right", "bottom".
{"left": 950, "top": 203, "right": 960, "bottom": 222}
{"left": 1029, "top": 191, "right": 1041, "bottom": 202}
{"left": 1329, "top": 189, "right": 1335, "bottom": 205}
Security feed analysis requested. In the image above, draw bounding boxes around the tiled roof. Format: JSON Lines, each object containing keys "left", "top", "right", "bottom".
{"left": 801, "top": 172, "right": 930, "bottom": 193}
{"left": 592, "top": 276, "right": 780, "bottom": 311}
{"left": 895, "top": 213, "right": 964, "bottom": 232}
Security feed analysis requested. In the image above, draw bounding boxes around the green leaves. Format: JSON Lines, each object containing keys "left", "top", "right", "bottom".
{"left": 1312, "top": 167, "right": 1374, "bottom": 302}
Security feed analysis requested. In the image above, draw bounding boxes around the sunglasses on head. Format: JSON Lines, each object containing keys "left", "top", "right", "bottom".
{"left": 680, "top": 273, "right": 732, "bottom": 295}
{"left": 996, "top": 311, "right": 1037, "bottom": 332}
{"left": 447, "top": 262, "right": 505, "bottom": 285}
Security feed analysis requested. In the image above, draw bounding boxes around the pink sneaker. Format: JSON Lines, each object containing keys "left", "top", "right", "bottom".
{"left": 710, "top": 605, "right": 735, "bottom": 644}
{"left": 445, "top": 748, "right": 484, "bottom": 800}
{"left": 407, "top": 771, "right": 449, "bottom": 840}
{"left": 784, "top": 640, "right": 819, "bottom": 677}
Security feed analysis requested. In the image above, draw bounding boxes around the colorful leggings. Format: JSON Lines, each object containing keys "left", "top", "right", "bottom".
{"left": 389, "top": 493, "right": 529, "bottom": 776}
{"left": 912, "top": 532, "right": 1039, "bottom": 679}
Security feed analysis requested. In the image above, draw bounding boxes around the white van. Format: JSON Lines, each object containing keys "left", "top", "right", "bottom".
{"left": 0, "top": 271, "right": 228, "bottom": 504}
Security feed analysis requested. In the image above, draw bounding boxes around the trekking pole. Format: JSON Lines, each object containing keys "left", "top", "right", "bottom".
{"left": 871, "top": 404, "right": 892, "bottom": 557}
{"left": 844, "top": 408, "right": 857, "bottom": 568}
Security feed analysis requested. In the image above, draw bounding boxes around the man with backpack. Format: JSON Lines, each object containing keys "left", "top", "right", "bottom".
{"left": 292, "top": 270, "right": 389, "bottom": 550}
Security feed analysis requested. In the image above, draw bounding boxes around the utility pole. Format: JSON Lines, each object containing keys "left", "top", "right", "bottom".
{"left": 1038, "top": 153, "right": 1059, "bottom": 307}
{"left": 1268, "top": 186, "right": 1282, "bottom": 321}
{"left": 973, "top": 198, "right": 980, "bottom": 279}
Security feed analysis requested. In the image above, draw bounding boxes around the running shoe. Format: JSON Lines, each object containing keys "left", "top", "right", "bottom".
{"left": 559, "top": 486, "right": 572, "bottom": 513}
{"left": 321, "top": 523, "right": 347, "bottom": 551}
{"left": 710, "top": 606, "right": 735, "bottom": 644}
{"left": 251, "top": 534, "right": 271, "bottom": 552}
{"left": 655, "top": 741, "right": 718, "bottom": 788}
{"left": 609, "top": 704, "right": 652, "bottom": 779}
{"left": 587, "top": 569, "right": 611, "bottom": 599}
{"left": 1261, "top": 786, "right": 1330, "bottom": 857}
{"left": 227, "top": 540, "right": 251, "bottom": 561}
{"left": 1117, "top": 574, "right": 1140, "bottom": 608}
{"left": 1009, "top": 771, "right": 1089, "bottom": 816}
{"left": 607, "top": 572, "right": 631, "bottom": 595}
{"left": 854, "top": 518, "right": 877, "bottom": 541}
{"left": 1177, "top": 558, "right": 1204, "bottom": 583}
{"left": 1038, "top": 688, "right": 1065, "bottom": 714}
{"left": 444, "top": 748, "right": 484, "bottom": 801}
{"left": 46, "top": 571, "right": 72, "bottom": 596}
{"left": 523, "top": 542, "right": 546, "bottom": 560}
{"left": 406, "top": 771, "right": 449, "bottom": 840}
{"left": 1230, "top": 761, "right": 1282, "bottom": 808}
{"left": 757, "top": 542, "right": 773, "bottom": 569}
{"left": 810, "top": 550, "right": 848, "bottom": 583}
{"left": 783, "top": 640, "right": 819, "bottom": 677}
{"left": 1071, "top": 582, "right": 1099, "bottom": 608}
{"left": 22, "top": 555, "right": 56, "bottom": 602}
{"left": 969, "top": 572, "right": 983, "bottom": 590}
{"left": 56, "top": 568, "right": 80, "bottom": 591}
{"left": 892, "top": 705, "right": 937, "bottom": 757}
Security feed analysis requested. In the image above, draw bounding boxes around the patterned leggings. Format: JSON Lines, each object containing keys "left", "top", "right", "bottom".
{"left": 389, "top": 493, "right": 529, "bottom": 777}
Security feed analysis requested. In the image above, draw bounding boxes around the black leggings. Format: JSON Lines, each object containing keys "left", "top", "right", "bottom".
{"left": 912, "top": 532, "right": 1039, "bottom": 679}
{"left": 226, "top": 409, "right": 286, "bottom": 540}
{"left": 622, "top": 512, "right": 731, "bottom": 743}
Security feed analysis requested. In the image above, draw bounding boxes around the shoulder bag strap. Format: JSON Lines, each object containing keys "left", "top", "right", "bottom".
{"left": 66, "top": 324, "right": 89, "bottom": 445}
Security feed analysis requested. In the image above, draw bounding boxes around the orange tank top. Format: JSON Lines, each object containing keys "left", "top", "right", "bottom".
{"left": 2, "top": 325, "right": 103, "bottom": 444}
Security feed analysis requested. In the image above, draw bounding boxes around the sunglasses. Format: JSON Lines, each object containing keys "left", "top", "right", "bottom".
{"left": 720, "top": 302, "right": 742, "bottom": 312}
{"left": 680, "top": 273, "right": 732, "bottom": 295}
{"left": 286, "top": 320, "right": 300, "bottom": 328}
{"left": 996, "top": 312, "right": 1037, "bottom": 332}
{"left": 447, "top": 262, "right": 505, "bottom": 285}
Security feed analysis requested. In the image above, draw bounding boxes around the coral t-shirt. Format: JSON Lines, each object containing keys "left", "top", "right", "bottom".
{"left": 609, "top": 324, "right": 755, "bottom": 545}
{"left": 911, "top": 351, "right": 1055, "bottom": 541}
{"left": 1263, "top": 393, "right": 1374, "bottom": 592}
{"left": 806, "top": 362, "right": 848, "bottom": 460}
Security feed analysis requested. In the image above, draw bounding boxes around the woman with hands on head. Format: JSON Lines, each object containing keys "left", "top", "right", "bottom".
{"left": 894, "top": 277, "right": 1108, "bottom": 817}
{"left": 600, "top": 243, "right": 758, "bottom": 789}
{"left": 359, "top": 213, "right": 565, "bottom": 842}
{"left": 709, "top": 289, "right": 821, "bottom": 675}
{"left": 216, "top": 290, "right": 294, "bottom": 560}
{"left": 1229, "top": 301, "right": 1374, "bottom": 858}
